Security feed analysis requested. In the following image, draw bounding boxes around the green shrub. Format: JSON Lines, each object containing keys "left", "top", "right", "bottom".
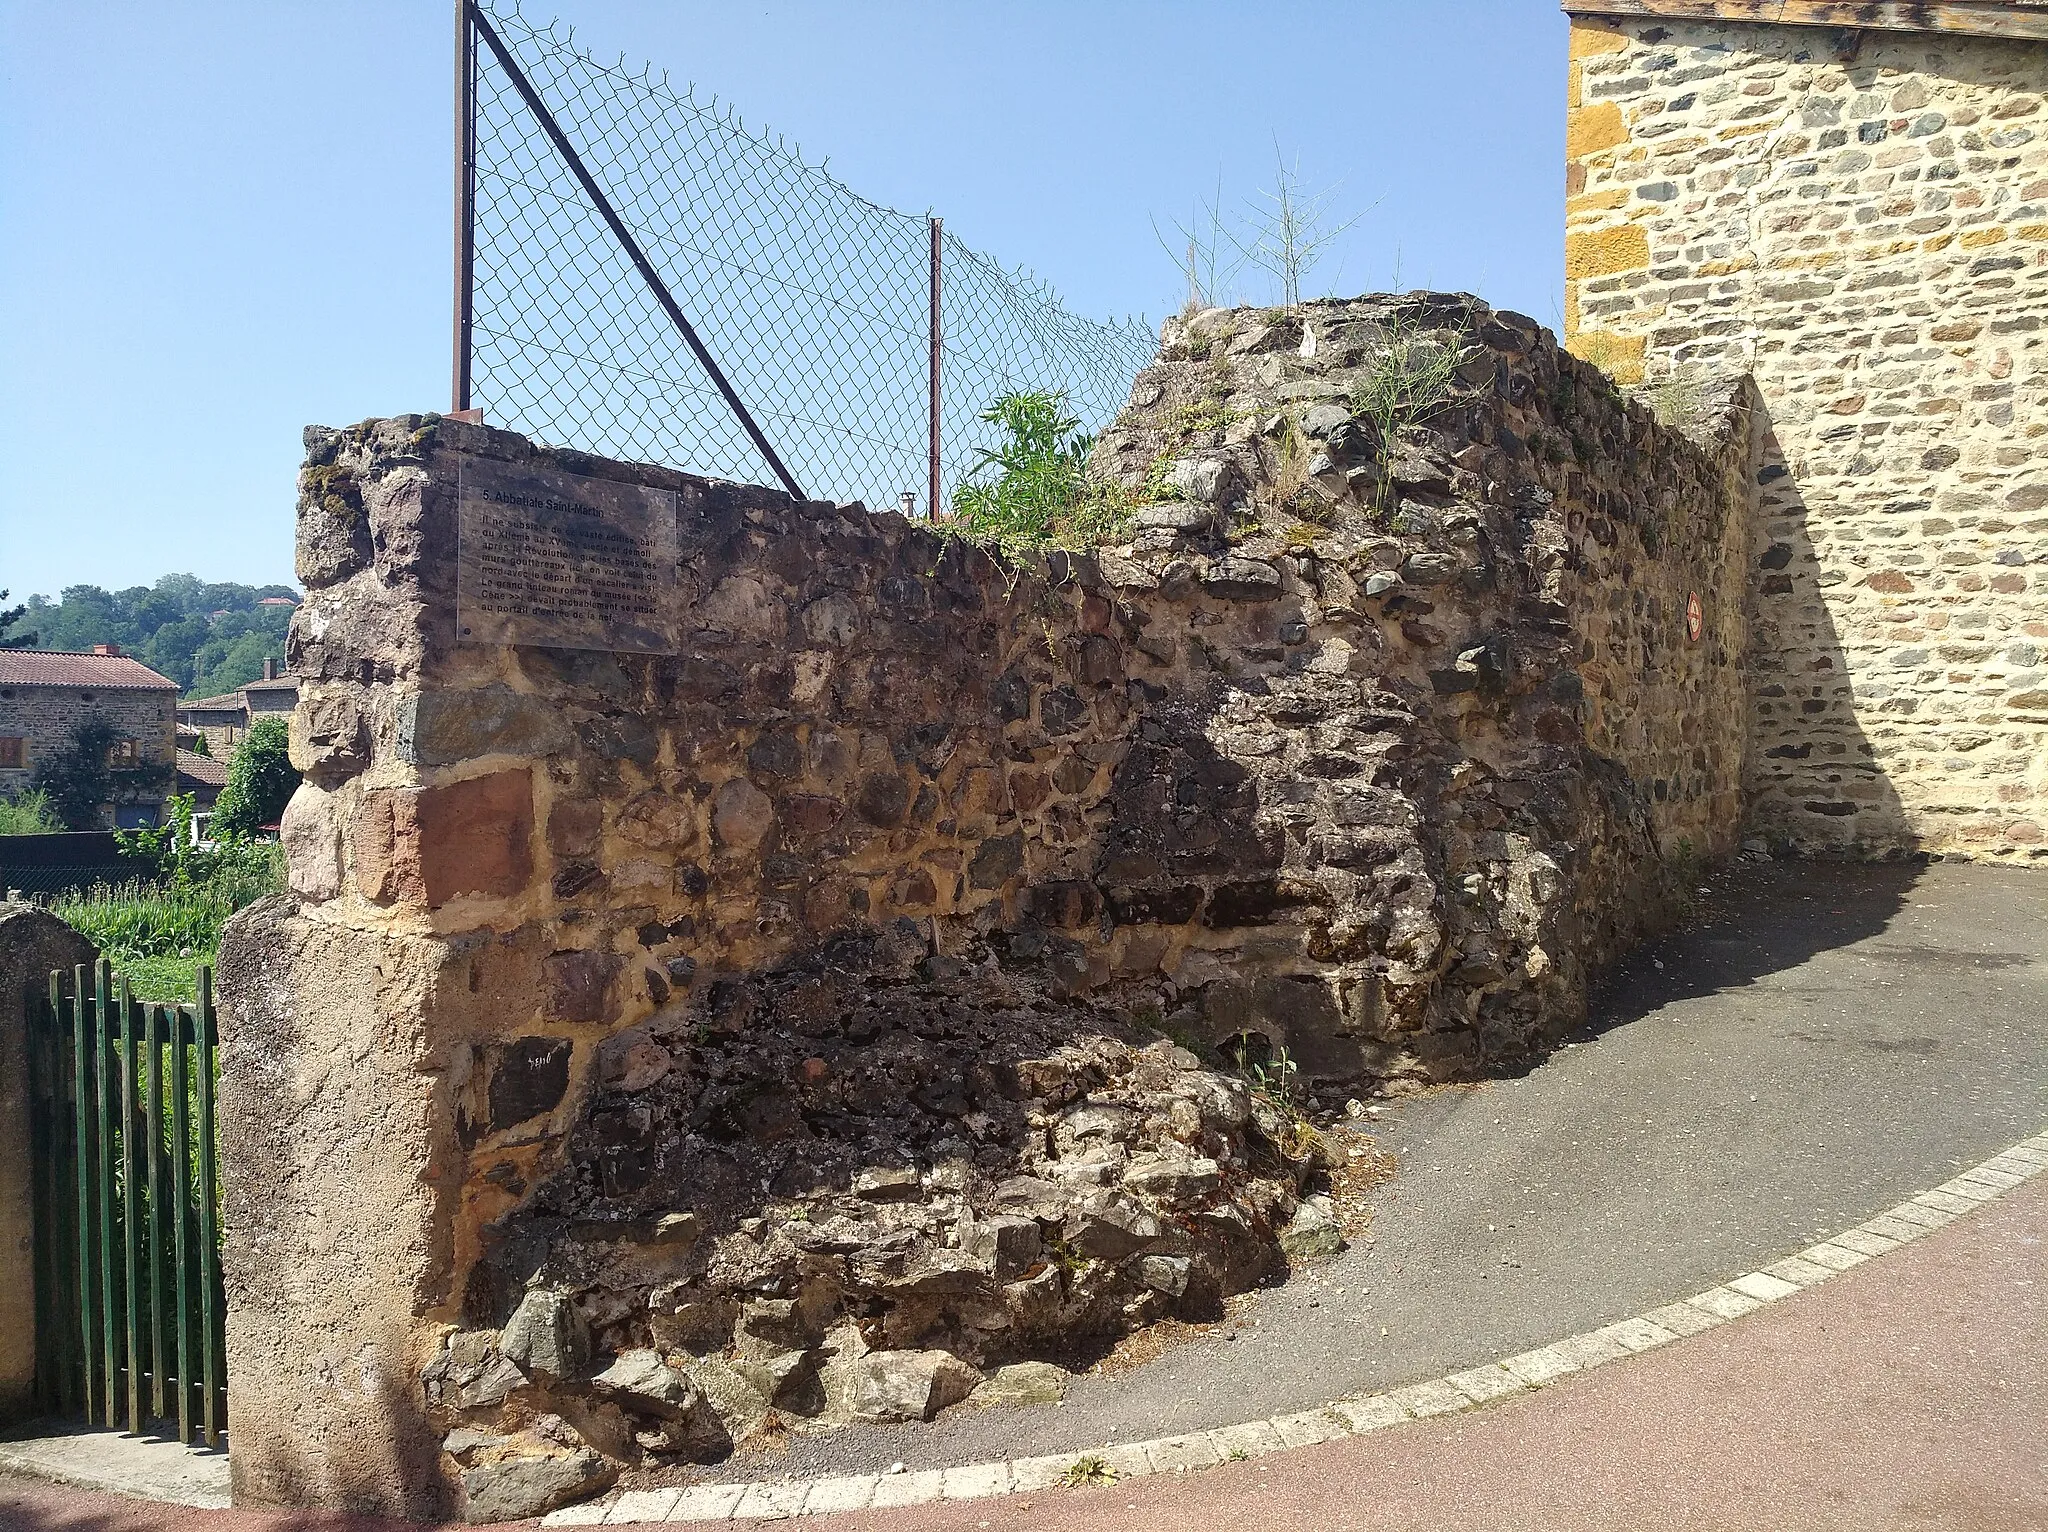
{"left": 946, "top": 392, "right": 1133, "bottom": 560}
{"left": 56, "top": 809, "right": 283, "bottom": 1001}
{"left": 117, "top": 792, "right": 282, "bottom": 897}
{"left": 211, "top": 717, "right": 299, "bottom": 837}
{"left": 0, "top": 789, "right": 63, "bottom": 835}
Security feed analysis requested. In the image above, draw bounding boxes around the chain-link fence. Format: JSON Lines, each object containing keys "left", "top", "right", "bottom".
{"left": 458, "top": 1, "right": 1157, "bottom": 513}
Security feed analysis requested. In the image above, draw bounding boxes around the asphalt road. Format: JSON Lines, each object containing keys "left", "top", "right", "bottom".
{"left": 723, "top": 858, "right": 2048, "bottom": 1481}
{"left": 816, "top": 1162, "right": 2048, "bottom": 1532}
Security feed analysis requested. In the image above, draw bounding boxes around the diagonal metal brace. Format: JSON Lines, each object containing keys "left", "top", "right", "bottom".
{"left": 466, "top": 1, "right": 808, "bottom": 501}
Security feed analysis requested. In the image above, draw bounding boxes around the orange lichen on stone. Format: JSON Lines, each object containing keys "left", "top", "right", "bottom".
{"left": 1569, "top": 189, "right": 1632, "bottom": 215}
{"left": 1568, "top": 101, "right": 1630, "bottom": 160}
{"left": 1569, "top": 19, "right": 1629, "bottom": 58}
{"left": 1567, "top": 329, "right": 1647, "bottom": 384}
{"left": 1566, "top": 223, "right": 1651, "bottom": 279}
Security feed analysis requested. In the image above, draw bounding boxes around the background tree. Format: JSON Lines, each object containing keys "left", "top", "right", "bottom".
{"left": 0, "top": 589, "right": 35, "bottom": 649}
{"left": 34, "top": 715, "right": 117, "bottom": 829}
{"left": 18, "top": 575, "right": 298, "bottom": 692}
{"left": 211, "top": 717, "right": 299, "bottom": 836}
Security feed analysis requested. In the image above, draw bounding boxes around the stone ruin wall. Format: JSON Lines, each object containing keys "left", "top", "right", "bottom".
{"left": 216, "top": 294, "right": 1755, "bottom": 1518}
{"left": 1564, "top": 10, "right": 2048, "bottom": 860}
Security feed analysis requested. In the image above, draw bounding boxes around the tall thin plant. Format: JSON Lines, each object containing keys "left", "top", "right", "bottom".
{"left": 1233, "top": 145, "right": 1362, "bottom": 311}
{"left": 1153, "top": 173, "right": 1242, "bottom": 316}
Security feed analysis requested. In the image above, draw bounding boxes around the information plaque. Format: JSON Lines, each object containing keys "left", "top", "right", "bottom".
{"left": 455, "top": 454, "right": 679, "bottom": 653}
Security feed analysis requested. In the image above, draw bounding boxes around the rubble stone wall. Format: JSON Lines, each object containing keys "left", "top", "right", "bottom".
{"left": 219, "top": 292, "right": 1756, "bottom": 1517}
{"left": 1564, "top": 11, "right": 2048, "bottom": 859}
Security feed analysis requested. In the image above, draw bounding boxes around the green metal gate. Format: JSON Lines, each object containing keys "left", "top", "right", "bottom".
{"left": 26, "top": 961, "right": 227, "bottom": 1446}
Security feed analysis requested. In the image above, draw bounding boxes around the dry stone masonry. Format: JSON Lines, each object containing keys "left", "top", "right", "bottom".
{"left": 1564, "top": 3, "right": 2048, "bottom": 859}
{"left": 218, "top": 291, "right": 1758, "bottom": 1519}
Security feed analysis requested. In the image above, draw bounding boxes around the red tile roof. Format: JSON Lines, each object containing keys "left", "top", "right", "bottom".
{"left": 181, "top": 692, "right": 246, "bottom": 712}
{"left": 176, "top": 749, "right": 230, "bottom": 787}
{"left": 0, "top": 650, "right": 178, "bottom": 690}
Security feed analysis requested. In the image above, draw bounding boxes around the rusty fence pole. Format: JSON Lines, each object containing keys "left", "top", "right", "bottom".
{"left": 928, "top": 216, "right": 943, "bottom": 521}
{"left": 452, "top": 0, "right": 476, "bottom": 414}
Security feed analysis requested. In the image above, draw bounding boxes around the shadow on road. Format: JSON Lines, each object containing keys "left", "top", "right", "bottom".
{"left": 1577, "top": 858, "right": 1926, "bottom": 1042}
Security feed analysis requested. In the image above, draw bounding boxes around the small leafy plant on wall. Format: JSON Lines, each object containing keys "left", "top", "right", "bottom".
{"left": 945, "top": 390, "right": 1135, "bottom": 559}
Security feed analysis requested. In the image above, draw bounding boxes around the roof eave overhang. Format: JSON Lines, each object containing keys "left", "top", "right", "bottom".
{"left": 1562, "top": 1, "right": 2048, "bottom": 42}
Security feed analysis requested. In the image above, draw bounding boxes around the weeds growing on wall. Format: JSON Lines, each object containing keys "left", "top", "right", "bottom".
{"left": 1154, "top": 173, "right": 1242, "bottom": 317}
{"left": 945, "top": 391, "right": 1134, "bottom": 560}
{"left": 1350, "top": 311, "right": 1468, "bottom": 511}
{"left": 1234, "top": 147, "right": 1362, "bottom": 312}
{"left": 1635, "top": 365, "right": 1706, "bottom": 435}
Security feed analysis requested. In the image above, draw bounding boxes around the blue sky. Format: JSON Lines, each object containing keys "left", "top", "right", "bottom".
{"left": 0, "top": 1, "right": 1568, "bottom": 599}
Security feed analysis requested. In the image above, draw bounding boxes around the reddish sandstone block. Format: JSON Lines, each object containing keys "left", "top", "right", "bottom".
{"left": 352, "top": 789, "right": 423, "bottom": 905}
{"left": 417, "top": 769, "right": 535, "bottom": 905}
{"left": 543, "top": 948, "right": 620, "bottom": 1023}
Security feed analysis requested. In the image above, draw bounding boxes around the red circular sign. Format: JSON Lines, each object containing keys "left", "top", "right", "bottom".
{"left": 1686, "top": 591, "right": 1704, "bottom": 644}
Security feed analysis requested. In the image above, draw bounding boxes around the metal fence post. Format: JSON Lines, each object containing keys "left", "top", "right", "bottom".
{"left": 453, "top": 0, "right": 477, "bottom": 414}
{"left": 469, "top": 4, "right": 807, "bottom": 501}
{"left": 928, "top": 218, "right": 943, "bottom": 521}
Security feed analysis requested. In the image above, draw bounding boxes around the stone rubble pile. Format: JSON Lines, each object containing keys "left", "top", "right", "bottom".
{"left": 425, "top": 940, "right": 1326, "bottom": 1510}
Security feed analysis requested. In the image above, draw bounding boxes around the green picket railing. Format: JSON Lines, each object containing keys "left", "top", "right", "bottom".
{"left": 27, "top": 961, "right": 226, "bottom": 1447}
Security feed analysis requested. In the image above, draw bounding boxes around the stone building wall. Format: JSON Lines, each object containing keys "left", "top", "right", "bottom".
{"left": 1563, "top": 8, "right": 2048, "bottom": 859}
{"left": 217, "top": 295, "right": 1755, "bottom": 1517}
{"left": 0, "top": 682, "right": 177, "bottom": 822}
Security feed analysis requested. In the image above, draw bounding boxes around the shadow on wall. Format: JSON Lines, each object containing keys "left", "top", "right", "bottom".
{"left": 1746, "top": 410, "right": 1919, "bottom": 859}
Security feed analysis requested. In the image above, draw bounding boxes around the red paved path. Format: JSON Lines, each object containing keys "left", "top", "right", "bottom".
{"left": 4, "top": 1174, "right": 2043, "bottom": 1532}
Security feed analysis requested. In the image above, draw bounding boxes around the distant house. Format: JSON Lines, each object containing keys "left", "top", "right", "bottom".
{"left": 179, "top": 658, "right": 299, "bottom": 755}
{"left": 176, "top": 748, "right": 230, "bottom": 813}
{"left": 0, "top": 645, "right": 179, "bottom": 828}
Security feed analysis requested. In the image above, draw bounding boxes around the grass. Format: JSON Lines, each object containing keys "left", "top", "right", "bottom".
{"left": 0, "top": 790, "right": 64, "bottom": 835}
{"left": 50, "top": 846, "right": 282, "bottom": 1002}
{"left": 109, "top": 952, "right": 209, "bottom": 1002}
{"left": 1635, "top": 364, "right": 1706, "bottom": 434}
